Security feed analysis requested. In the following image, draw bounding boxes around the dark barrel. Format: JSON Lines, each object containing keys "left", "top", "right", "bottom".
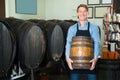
{"left": 0, "top": 20, "right": 16, "bottom": 77}
{"left": 45, "top": 21, "right": 64, "bottom": 62}
{"left": 30, "top": 20, "right": 65, "bottom": 62}
{"left": 4, "top": 18, "right": 46, "bottom": 73}
{"left": 70, "top": 36, "right": 94, "bottom": 69}
{"left": 97, "top": 59, "right": 120, "bottom": 80}
{"left": 20, "top": 22, "right": 46, "bottom": 70}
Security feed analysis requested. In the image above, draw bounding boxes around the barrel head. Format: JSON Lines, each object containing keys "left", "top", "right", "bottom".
{"left": 50, "top": 25, "right": 64, "bottom": 61}
{"left": 0, "top": 21, "right": 16, "bottom": 76}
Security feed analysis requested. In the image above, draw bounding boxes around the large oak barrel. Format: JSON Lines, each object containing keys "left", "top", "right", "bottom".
{"left": 31, "top": 20, "right": 65, "bottom": 62}
{"left": 20, "top": 22, "right": 45, "bottom": 69}
{"left": 28, "top": 20, "right": 49, "bottom": 67}
{"left": 0, "top": 20, "right": 16, "bottom": 77}
{"left": 4, "top": 18, "right": 46, "bottom": 73}
{"left": 97, "top": 59, "right": 120, "bottom": 80}
{"left": 45, "top": 21, "right": 64, "bottom": 62}
{"left": 70, "top": 36, "right": 94, "bottom": 69}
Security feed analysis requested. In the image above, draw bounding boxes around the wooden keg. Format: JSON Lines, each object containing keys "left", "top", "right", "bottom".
{"left": 70, "top": 36, "right": 94, "bottom": 69}
{"left": 45, "top": 21, "right": 64, "bottom": 62}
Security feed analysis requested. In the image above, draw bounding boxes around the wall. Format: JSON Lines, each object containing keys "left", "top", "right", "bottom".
{"left": 45, "top": 0, "right": 87, "bottom": 20}
{"left": 5, "top": 0, "right": 45, "bottom": 19}
{"left": 45, "top": 0, "right": 73, "bottom": 20}
{"left": 5, "top": 0, "right": 9, "bottom": 17}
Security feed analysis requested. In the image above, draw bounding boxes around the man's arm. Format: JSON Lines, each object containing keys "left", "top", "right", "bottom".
{"left": 65, "top": 26, "right": 75, "bottom": 70}
{"left": 90, "top": 25, "right": 101, "bottom": 70}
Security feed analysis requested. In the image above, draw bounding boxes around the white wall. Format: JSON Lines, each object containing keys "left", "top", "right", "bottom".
{"left": 45, "top": 0, "right": 73, "bottom": 20}
{"left": 5, "top": 0, "right": 45, "bottom": 20}
{"left": 5, "top": 0, "right": 9, "bottom": 17}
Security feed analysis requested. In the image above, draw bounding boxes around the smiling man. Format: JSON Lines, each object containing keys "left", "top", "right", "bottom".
{"left": 65, "top": 4, "right": 100, "bottom": 80}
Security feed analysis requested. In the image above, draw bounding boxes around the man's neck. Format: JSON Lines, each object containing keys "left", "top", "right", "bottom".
{"left": 79, "top": 20, "right": 87, "bottom": 28}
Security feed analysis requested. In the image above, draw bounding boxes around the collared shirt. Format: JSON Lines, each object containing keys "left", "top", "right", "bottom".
{"left": 65, "top": 21, "right": 100, "bottom": 59}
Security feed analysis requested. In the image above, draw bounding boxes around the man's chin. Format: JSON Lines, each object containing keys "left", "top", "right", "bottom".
{"left": 79, "top": 19, "right": 87, "bottom": 21}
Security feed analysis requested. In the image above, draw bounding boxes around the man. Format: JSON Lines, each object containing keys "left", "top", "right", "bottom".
{"left": 65, "top": 4, "right": 100, "bottom": 80}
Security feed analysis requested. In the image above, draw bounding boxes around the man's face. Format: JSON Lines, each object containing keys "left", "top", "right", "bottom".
{"left": 77, "top": 7, "right": 88, "bottom": 21}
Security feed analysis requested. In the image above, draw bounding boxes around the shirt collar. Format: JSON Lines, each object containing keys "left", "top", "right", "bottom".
{"left": 77, "top": 21, "right": 89, "bottom": 29}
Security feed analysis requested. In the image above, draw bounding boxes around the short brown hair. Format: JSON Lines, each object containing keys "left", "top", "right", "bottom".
{"left": 77, "top": 4, "right": 88, "bottom": 12}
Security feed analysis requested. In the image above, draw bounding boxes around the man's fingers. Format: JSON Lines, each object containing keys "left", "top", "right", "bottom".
{"left": 68, "top": 61, "right": 73, "bottom": 70}
{"left": 69, "top": 63, "right": 73, "bottom": 70}
{"left": 70, "top": 59, "right": 73, "bottom": 63}
{"left": 66, "top": 58, "right": 73, "bottom": 70}
{"left": 89, "top": 60, "right": 92, "bottom": 63}
{"left": 89, "top": 58, "right": 97, "bottom": 70}
{"left": 90, "top": 61, "right": 95, "bottom": 70}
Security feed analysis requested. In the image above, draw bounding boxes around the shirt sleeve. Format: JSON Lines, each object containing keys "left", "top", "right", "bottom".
{"left": 90, "top": 25, "right": 101, "bottom": 59}
{"left": 65, "top": 26, "right": 75, "bottom": 58}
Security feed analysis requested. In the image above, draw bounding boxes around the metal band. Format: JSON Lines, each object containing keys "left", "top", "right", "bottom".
{"left": 70, "top": 56, "right": 93, "bottom": 60}
{"left": 72, "top": 62, "right": 92, "bottom": 64}
{"left": 72, "top": 66, "right": 91, "bottom": 69}
{"left": 72, "top": 36, "right": 92, "bottom": 40}
{"left": 72, "top": 62, "right": 91, "bottom": 69}
{"left": 71, "top": 44, "right": 93, "bottom": 48}
{"left": 72, "top": 39, "right": 92, "bottom": 43}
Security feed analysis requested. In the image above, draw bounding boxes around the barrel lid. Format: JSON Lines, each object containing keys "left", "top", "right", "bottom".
{"left": 0, "top": 21, "right": 16, "bottom": 76}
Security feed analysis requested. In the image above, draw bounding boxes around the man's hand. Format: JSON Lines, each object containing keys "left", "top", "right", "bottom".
{"left": 89, "top": 58, "right": 98, "bottom": 70}
{"left": 66, "top": 58, "right": 73, "bottom": 70}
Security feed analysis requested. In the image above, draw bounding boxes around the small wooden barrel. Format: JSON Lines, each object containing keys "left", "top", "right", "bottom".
{"left": 70, "top": 36, "right": 94, "bottom": 69}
